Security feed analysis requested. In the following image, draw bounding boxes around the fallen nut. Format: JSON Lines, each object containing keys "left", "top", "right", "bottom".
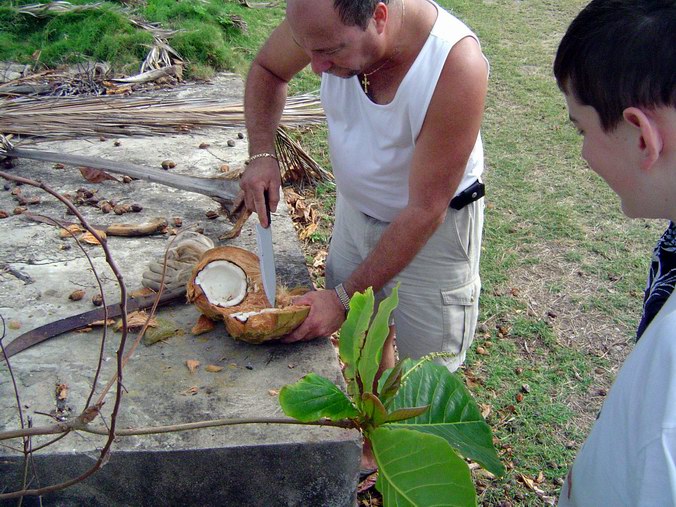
{"left": 161, "top": 160, "right": 176, "bottom": 170}
{"left": 92, "top": 294, "right": 103, "bottom": 306}
{"left": 69, "top": 289, "right": 86, "bottom": 301}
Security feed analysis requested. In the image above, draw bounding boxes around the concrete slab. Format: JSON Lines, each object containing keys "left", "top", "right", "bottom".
{"left": 0, "top": 74, "right": 360, "bottom": 506}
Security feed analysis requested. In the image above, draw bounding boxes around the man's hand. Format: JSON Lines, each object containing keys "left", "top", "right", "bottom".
{"left": 281, "top": 289, "right": 346, "bottom": 343}
{"left": 239, "top": 157, "right": 282, "bottom": 228}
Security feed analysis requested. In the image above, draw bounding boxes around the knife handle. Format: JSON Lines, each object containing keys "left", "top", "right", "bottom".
{"left": 263, "top": 189, "right": 271, "bottom": 228}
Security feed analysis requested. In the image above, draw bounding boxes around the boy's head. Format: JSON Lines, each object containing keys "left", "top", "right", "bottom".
{"left": 554, "top": 0, "right": 675, "bottom": 132}
{"left": 554, "top": 0, "right": 676, "bottom": 221}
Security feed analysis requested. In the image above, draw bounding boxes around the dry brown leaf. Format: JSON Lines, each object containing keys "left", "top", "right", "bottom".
{"left": 80, "top": 230, "right": 107, "bottom": 245}
{"left": 186, "top": 359, "right": 200, "bottom": 374}
{"left": 181, "top": 386, "right": 199, "bottom": 396}
{"left": 128, "top": 310, "right": 157, "bottom": 328}
{"left": 59, "top": 224, "right": 84, "bottom": 238}
{"left": 205, "top": 364, "right": 224, "bottom": 373}
{"left": 55, "top": 383, "right": 68, "bottom": 400}
{"left": 90, "top": 319, "right": 116, "bottom": 327}
{"left": 129, "top": 287, "right": 156, "bottom": 298}
{"left": 476, "top": 346, "right": 488, "bottom": 356}
{"left": 79, "top": 166, "right": 120, "bottom": 183}
{"left": 479, "top": 403, "right": 492, "bottom": 419}
{"left": 299, "top": 221, "right": 318, "bottom": 241}
{"left": 313, "top": 250, "right": 327, "bottom": 268}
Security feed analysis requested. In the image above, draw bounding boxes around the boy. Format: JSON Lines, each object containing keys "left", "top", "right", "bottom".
{"left": 553, "top": 0, "right": 676, "bottom": 504}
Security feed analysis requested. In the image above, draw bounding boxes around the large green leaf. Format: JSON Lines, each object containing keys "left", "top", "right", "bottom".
{"left": 371, "top": 427, "right": 476, "bottom": 507}
{"left": 382, "top": 360, "right": 504, "bottom": 477}
{"left": 358, "top": 284, "right": 399, "bottom": 395}
{"left": 338, "top": 288, "right": 374, "bottom": 398}
{"left": 279, "top": 373, "right": 359, "bottom": 422}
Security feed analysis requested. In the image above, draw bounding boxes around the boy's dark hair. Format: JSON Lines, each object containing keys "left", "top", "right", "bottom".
{"left": 554, "top": 0, "right": 676, "bottom": 131}
{"left": 334, "top": 0, "right": 390, "bottom": 30}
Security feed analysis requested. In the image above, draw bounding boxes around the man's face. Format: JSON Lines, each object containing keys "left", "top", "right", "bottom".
{"left": 564, "top": 92, "right": 643, "bottom": 218}
{"left": 286, "top": 0, "right": 376, "bottom": 77}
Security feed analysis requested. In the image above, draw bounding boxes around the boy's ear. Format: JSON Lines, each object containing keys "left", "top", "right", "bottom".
{"left": 622, "top": 107, "right": 663, "bottom": 171}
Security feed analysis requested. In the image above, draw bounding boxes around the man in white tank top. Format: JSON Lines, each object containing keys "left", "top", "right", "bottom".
{"left": 240, "top": 0, "right": 489, "bottom": 374}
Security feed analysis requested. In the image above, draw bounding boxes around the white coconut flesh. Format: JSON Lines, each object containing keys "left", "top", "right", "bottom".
{"left": 231, "top": 308, "right": 277, "bottom": 323}
{"left": 194, "top": 260, "right": 247, "bottom": 307}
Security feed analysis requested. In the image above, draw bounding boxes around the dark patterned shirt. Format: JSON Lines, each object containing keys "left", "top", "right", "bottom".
{"left": 637, "top": 222, "right": 676, "bottom": 341}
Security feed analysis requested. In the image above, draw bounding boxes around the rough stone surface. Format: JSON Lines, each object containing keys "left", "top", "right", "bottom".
{"left": 0, "top": 74, "right": 360, "bottom": 506}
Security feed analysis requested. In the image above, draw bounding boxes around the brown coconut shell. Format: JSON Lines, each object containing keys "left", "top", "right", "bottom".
{"left": 186, "top": 246, "right": 309, "bottom": 344}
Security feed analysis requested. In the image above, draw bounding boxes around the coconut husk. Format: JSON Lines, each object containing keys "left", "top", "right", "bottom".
{"left": 186, "top": 246, "right": 309, "bottom": 344}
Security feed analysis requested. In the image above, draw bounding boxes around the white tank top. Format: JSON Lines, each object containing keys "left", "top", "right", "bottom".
{"left": 320, "top": 5, "right": 486, "bottom": 222}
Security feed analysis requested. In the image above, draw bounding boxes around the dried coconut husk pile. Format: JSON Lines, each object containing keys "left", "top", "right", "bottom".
{"left": 187, "top": 246, "right": 310, "bottom": 344}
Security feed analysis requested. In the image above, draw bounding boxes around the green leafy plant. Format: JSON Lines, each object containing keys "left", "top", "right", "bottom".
{"left": 279, "top": 286, "right": 504, "bottom": 506}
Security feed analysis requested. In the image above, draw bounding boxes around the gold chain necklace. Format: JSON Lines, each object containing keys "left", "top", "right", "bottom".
{"left": 360, "top": 0, "right": 405, "bottom": 95}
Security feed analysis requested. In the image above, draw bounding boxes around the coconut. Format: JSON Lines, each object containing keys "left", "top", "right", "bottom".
{"left": 186, "top": 246, "right": 309, "bottom": 344}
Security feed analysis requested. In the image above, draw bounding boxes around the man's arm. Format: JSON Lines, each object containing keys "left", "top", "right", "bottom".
{"left": 284, "top": 36, "right": 488, "bottom": 342}
{"left": 241, "top": 20, "right": 310, "bottom": 226}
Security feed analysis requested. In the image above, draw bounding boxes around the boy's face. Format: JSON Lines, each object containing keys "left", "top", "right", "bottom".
{"left": 564, "top": 92, "right": 644, "bottom": 218}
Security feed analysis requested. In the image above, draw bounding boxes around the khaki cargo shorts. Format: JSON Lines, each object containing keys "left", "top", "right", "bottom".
{"left": 326, "top": 194, "right": 484, "bottom": 372}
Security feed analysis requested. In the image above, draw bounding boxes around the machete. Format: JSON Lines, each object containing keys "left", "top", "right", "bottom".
{"left": 1, "top": 287, "right": 186, "bottom": 361}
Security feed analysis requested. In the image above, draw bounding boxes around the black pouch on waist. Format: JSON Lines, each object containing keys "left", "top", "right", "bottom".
{"left": 449, "top": 180, "right": 485, "bottom": 210}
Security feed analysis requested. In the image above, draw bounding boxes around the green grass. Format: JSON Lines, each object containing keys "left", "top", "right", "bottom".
{"left": 0, "top": 0, "right": 668, "bottom": 504}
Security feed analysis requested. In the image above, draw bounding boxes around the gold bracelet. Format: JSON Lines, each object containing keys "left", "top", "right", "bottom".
{"left": 246, "top": 152, "right": 278, "bottom": 165}
{"left": 334, "top": 283, "right": 351, "bottom": 312}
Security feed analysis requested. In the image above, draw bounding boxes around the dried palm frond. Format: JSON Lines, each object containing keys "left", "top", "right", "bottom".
{"left": 275, "top": 126, "right": 333, "bottom": 187}
{"left": 0, "top": 93, "right": 329, "bottom": 186}
{"left": 16, "top": 1, "right": 105, "bottom": 17}
{"left": 139, "top": 39, "right": 184, "bottom": 73}
{"left": 0, "top": 92, "right": 324, "bottom": 139}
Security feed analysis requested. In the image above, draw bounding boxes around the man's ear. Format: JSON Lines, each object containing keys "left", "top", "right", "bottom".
{"left": 623, "top": 107, "right": 663, "bottom": 171}
{"left": 372, "top": 2, "right": 388, "bottom": 33}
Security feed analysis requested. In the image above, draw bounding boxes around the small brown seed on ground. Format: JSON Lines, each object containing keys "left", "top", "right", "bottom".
{"left": 161, "top": 160, "right": 176, "bottom": 170}
{"left": 69, "top": 289, "right": 85, "bottom": 301}
{"left": 0, "top": 210, "right": 8, "bottom": 219}
{"left": 227, "top": 140, "right": 236, "bottom": 147}
{"left": 13, "top": 207, "right": 26, "bottom": 215}
{"left": 199, "top": 142, "right": 210, "bottom": 149}
{"left": 131, "top": 203, "right": 143, "bottom": 212}
{"left": 92, "top": 294, "right": 103, "bottom": 306}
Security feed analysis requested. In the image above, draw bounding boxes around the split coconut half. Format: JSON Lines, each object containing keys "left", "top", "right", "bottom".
{"left": 186, "top": 246, "right": 309, "bottom": 344}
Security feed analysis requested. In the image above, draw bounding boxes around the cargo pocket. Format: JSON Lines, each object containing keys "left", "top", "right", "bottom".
{"left": 441, "top": 278, "right": 480, "bottom": 357}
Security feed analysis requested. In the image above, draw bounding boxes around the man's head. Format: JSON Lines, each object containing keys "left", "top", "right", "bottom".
{"left": 286, "top": 0, "right": 397, "bottom": 77}
{"left": 334, "top": 0, "right": 390, "bottom": 30}
{"left": 554, "top": 0, "right": 675, "bottom": 132}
